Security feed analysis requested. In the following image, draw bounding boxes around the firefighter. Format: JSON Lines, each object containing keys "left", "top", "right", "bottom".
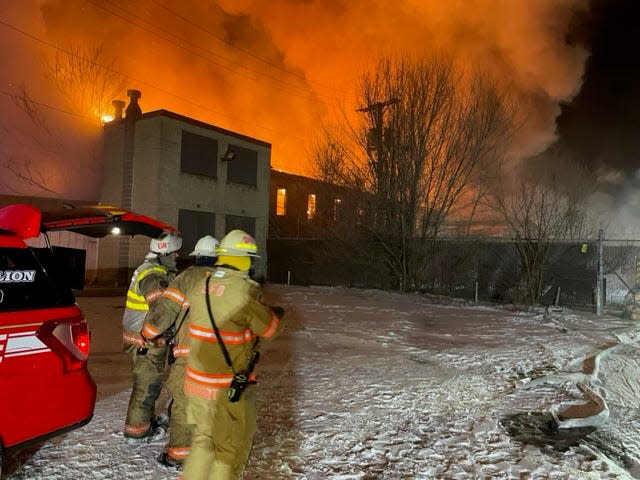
{"left": 178, "top": 230, "right": 284, "bottom": 479}
{"left": 122, "top": 232, "right": 182, "bottom": 440}
{"left": 141, "top": 235, "right": 219, "bottom": 468}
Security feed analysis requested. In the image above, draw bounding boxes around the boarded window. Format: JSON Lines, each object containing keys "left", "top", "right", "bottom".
{"left": 307, "top": 194, "right": 316, "bottom": 220}
{"left": 276, "top": 188, "right": 286, "bottom": 216}
{"left": 180, "top": 130, "right": 218, "bottom": 178}
{"left": 226, "top": 145, "right": 258, "bottom": 186}
{"left": 178, "top": 209, "right": 216, "bottom": 258}
{"left": 225, "top": 215, "right": 256, "bottom": 237}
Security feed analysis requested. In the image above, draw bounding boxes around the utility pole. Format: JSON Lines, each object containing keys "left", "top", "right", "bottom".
{"left": 356, "top": 98, "right": 400, "bottom": 213}
{"left": 356, "top": 98, "right": 400, "bottom": 155}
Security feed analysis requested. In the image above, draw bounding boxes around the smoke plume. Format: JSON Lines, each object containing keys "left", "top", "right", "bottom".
{"left": 0, "top": 0, "right": 589, "bottom": 199}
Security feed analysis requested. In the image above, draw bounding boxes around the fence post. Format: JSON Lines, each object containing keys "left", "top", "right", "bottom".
{"left": 287, "top": 270, "right": 291, "bottom": 286}
{"left": 554, "top": 287, "right": 561, "bottom": 306}
{"left": 596, "top": 229, "right": 604, "bottom": 315}
{"left": 474, "top": 281, "right": 479, "bottom": 303}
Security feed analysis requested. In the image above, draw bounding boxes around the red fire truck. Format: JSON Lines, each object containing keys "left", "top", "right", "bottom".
{"left": 0, "top": 204, "right": 177, "bottom": 475}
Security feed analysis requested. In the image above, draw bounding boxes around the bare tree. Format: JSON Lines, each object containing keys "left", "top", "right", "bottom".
{"left": 314, "top": 54, "right": 514, "bottom": 291}
{"left": 1, "top": 43, "right": 124, "bottom": 194}
{"left": 485, "top": 149, "right": 594, "bottom": 304}
{"left": 0, "top": 85, "right": 61, "bottom": 194}
{"left": 47, "top": 44, "right": 127, "bottom": 118}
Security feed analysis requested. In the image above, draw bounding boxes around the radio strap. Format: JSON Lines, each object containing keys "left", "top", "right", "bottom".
{"left": 205, "top": 275, "right": 235, "bottom": 373}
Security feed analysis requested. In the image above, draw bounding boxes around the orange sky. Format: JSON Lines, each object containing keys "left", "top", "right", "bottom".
{"left": 0, "top": 0, "right": 589, "bottom": 199}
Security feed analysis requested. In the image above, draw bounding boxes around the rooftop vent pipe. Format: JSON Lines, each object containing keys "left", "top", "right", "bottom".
{"left": 125, "top": 89, "right": 142, "bottom": 120}
{"left": 112, "top": 100, "right": 125, "bottom": 120}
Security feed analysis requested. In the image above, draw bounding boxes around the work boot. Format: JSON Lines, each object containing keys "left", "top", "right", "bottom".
{"left": 124, "top": 416, "right": 168, "bottom": 443}
{"left": 157, "top": 451, "right": 183, "bottom": 470}
{"left": 124, "top": 424, "right": 152, "bottom": 442}
{"left": 151, "top": 414, "right": 170, "bottom": 431}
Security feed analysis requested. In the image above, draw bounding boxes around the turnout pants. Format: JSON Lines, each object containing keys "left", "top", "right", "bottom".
{"left": 183, "top": 387, "right": 257, "bottom": 480}
{"left": 165, "top": 359, "right": 193, "bottom": 462}
{"left": 123, "top": 343, "right": 167, "bottom": 438}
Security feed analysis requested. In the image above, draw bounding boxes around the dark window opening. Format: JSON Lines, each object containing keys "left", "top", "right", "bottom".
{"left": 226, "top": 145, "right": 258, "bottom": 187}
{"left": 333, "top": 198, "right": 342, "bottom": 221}
{"left": 225, "top": 215, "right": 256, "bottom": 237}
{"left": 180, "top": 130, "right": 218, "bottom": 178}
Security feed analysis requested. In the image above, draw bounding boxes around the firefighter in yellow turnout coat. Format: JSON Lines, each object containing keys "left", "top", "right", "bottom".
{"left": 141, "top": 235, "right": 219, "bottom": 468}
{"left": 182, "top": 230, "right": 282, "bottom": 479}
{"left": 122, "top": 233, "right": 181, "bottom": 439}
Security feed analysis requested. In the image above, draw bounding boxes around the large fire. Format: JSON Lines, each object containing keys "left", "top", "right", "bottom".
{"left": 0, "top": 0, "right": 588, "bottom": 199}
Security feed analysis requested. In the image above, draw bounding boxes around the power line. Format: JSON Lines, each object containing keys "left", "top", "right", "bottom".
{"left": 0, "top": 17, "right": 309, "bottom": 142}
{"left": 149, "top": 0, "right": 356, "bottom": 101}
{"left": 0, "top": 89, "right": 98, "bottom": 122}
{"left": 86, "top": 0, "right": 337, "bottom": 106}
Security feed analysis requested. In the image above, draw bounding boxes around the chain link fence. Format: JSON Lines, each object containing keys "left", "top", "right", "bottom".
{"left": 268, "top": 235, "right": 640, "bottom": 309}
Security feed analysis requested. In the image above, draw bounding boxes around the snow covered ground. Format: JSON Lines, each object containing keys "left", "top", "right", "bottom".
{"left": 5, "top": 284, "right": 640, "bottom": 479}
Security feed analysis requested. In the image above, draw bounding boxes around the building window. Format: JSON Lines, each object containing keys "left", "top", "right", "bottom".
{"left": 180, "top": 130, "right": 218, "bottom": 178}
{"left": 178, "top": 209, "right": 216, "bottom": 258}
{"left": 307, "top": 194, "right": 316, "bottom": 220}
{"left": 276, "top": 188, "right": 287, "bottom": 216}
{"left": 333, "top": 198, "right": 342, "bottom": 221}
{"left": 225, "top": 215, "right": 256, "bottom": 237}
{"left": 226, "top": 144, "right": 258, "bottom": 187}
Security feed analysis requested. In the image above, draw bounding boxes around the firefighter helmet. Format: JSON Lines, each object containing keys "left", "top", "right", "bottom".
{"left": 216, "top": 230, "right": 259, "bottom": 257}
{"left": 189, "top": 235, "right": 219, "bottom": 257}
{"left": 149, "top": 232, "right": 182, "bottom": 256}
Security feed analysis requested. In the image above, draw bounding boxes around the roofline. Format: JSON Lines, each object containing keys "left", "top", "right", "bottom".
{"left": 138, "top": 110, "right": 271, "bottom": 148}
{"left": 270, "top": 168, "right": 322, "bottom": 183}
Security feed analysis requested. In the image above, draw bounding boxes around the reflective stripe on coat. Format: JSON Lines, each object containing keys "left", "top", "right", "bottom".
{"left": 184, "top": 267, "right": 281, "bottom": 400}
{"left": 122, "top": 261, "right": 172, "bottom": 345}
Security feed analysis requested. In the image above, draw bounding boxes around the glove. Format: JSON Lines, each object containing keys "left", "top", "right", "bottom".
{"left": 152, "top": 337, "right": 168, "bottom": 347}
{"left": 139, "top": 333, "right": 163, "bottom": 349}
{"left": 137, "top": 334, "right": 151, "bottom": 356}
{"left": 270, "top": 305, "right": 285, "bottom": 319}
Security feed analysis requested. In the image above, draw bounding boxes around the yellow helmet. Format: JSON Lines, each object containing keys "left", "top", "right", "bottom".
{"left": 216, "top": 230, "right": 259, "bottom": 257}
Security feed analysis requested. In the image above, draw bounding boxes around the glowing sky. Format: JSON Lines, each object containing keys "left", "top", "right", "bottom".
{"left": 0, "top": 0, "right": 591, "bottom": 199}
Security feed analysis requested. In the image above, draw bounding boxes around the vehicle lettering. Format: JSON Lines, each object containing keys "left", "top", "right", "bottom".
{"left": 0, "top": 270, "right": 36, "bottom": 283}
{"left": 0, "top": 289, "right": 3, "bottom": 302}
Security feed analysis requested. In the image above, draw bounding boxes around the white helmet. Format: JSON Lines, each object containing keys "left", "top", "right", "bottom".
{"left": 216, "top": 230, "right": 260, "bottom": 257}
{"left": 149, "top": 232, "right": 182, "bottom": 256}
{"left": 189, "top": 235, "right": 219, "bottom": 257}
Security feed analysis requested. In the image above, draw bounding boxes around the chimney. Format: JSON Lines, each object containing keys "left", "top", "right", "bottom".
{"left": 112, "top": 100, "right": 125, "bottom": 120}
{"left": 125, "top": 89, "right": 142, "bottom": 120}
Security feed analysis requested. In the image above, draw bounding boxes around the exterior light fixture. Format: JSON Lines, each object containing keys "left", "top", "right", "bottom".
{"left": 111, "top": 227, "right": 121, "bottom": 235}
{"left": 222, "top": 148, "right": 236, "bottom": 161}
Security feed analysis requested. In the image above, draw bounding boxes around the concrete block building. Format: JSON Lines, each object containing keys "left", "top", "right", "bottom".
{"left": 99, "top": 90, "right": 271, "bottom": 285}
